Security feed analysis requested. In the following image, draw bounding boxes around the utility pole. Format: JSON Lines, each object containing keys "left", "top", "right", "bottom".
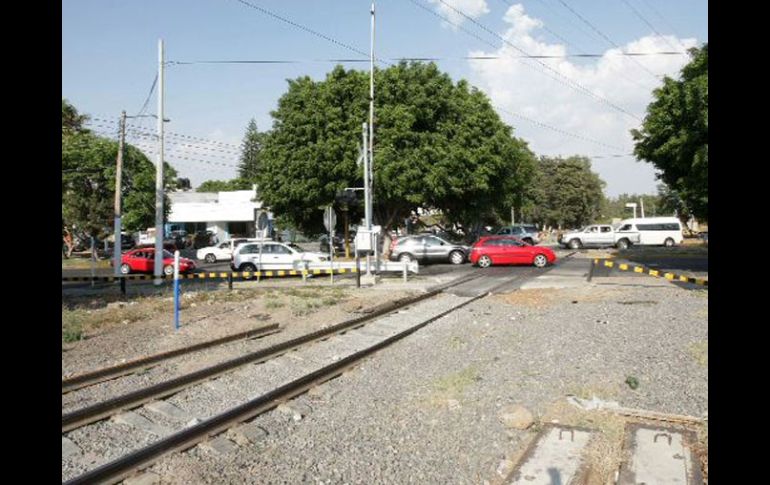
{"left": 510, "top": 207, "right": 515, "bottom": 226}
{"left": 154, "top": 38, "right": 165, "bottom": 283}
{"left": 362, "top": 122, "right": 371, "bottom": 276}
{"left": 369, "top": 0, "right": 376, "bottom": 270}
{"left": 113, "top": 110, "right": 126, "bottom": 277}
{"left": 639, "top": 198, "right": 645, "bottom": 218}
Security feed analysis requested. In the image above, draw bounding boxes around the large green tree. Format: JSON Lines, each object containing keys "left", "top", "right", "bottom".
{"left": 256, "top": 62, "right": 535, "bottom": 236}
{"left": 631, "top": 43, "right": 708, "bottom": 220}
{"left": 62, "top": 100, "right": 177, "bottom": 242}
{"left": 523, "top": 156, "right": 606, "bottom": 229}
{"left": 197, "top": 178, "right": 252, "bottom": 192}
{"left": 238, "top": 118, "right": 265, "bottom": 182}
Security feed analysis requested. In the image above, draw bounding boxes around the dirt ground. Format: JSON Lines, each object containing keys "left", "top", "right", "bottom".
{"left": 62, "top": 285, "right": 417, "bottom": 377}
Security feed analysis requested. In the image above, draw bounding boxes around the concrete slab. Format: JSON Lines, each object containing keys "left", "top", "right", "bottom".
{"left": 520, "top": 258, "right": 593, "bottom": 290}
{"left": 144, "top": 400, "right": 192, "bottom": 422}
{"left": 123, "top": 472, "right": 160, "bottom": 485}
{"left": 62, "top": 436, "right": 81, "bottom": 459}
{"left": 231, "top": 422, "right": 269, "bottom": 445}
{"left": 618, "top": 423, "right": 703, "bottom": 485}
{"left": 507, "top": 425, "right": 593, "bottom": 485}
{"left": 112, "top": 411, "right": 171, "bottom": 437}
{"left": 199, "top": 436, "right": 238, "bottom": 455}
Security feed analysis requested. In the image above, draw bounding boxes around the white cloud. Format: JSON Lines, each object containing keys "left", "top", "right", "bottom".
{"left": 465, "top": 4, "right": 698, "bottom": 196}
{"left": 429, "top": 0, "right": 489, "bottom": 28}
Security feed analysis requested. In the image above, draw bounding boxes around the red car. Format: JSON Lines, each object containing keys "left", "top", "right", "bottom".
{"left": 469, "top": 236, "right": 556, "bottom": 268}
{"left": 116, "top": 248, "right": 196, "bottom": 275}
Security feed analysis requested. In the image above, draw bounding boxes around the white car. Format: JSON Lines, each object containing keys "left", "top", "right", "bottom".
{"left": 231, "top": 241, "right": 328, "bottom": 272}
{"left": 197, "top": 238, "right": 268, "bottom": 263}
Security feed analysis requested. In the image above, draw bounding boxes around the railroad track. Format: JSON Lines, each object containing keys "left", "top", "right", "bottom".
{"left": 62, "top": 323, "right": 282, "bottom": 394}
{"left": 63, "top": 259, "right": 570, "bottom": 484}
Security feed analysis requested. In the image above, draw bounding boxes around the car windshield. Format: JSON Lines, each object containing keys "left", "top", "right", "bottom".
{"left": 286, "top": 243, "right": 303, "bottom": 252}
{"left": 162, "top": 250, "right": 174, "bottom": 258}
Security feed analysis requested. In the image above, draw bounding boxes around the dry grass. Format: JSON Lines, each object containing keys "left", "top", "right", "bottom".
{"left": 687, "top": 340, "right": 708, "bottom": 367}
{"left": 493, "top": 287, "right": 627, "bottom": 308}
{"left": 419, "top": 365, "right": 481, "bottom": 409}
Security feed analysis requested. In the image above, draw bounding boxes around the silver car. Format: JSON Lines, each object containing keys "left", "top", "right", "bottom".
{"left": 496, "top": 225, "right": 540, "bottom": 245}
{"left": 389, "top": 235, "right": 469, "bottom": 265}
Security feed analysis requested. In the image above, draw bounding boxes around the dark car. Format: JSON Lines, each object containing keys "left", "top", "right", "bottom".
{"left": 389, "top": 235, "right": 469, "bottom": 265}
{"left": 320, "top": 232, "right": 356, "bottom": 255}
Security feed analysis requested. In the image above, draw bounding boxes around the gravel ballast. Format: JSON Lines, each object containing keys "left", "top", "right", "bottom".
{"left": 138, "top": 267, "right": 707, "bottom": 484}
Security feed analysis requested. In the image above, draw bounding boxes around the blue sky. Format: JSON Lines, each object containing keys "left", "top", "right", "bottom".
{"left": 62, "top": 0, "right": 707, "bottom": 195}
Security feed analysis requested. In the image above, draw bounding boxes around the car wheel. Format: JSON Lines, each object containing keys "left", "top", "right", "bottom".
{"left": 478, "top": 255, "right": 492, "bottom": 268}
{"left": 664, "top": 238, "right": 675, "bottom": 247}
{"left": 204, "top": 253, "right": 217, "bottom": 263}
{"left": 569, "top": 239, "right": 582, "bottom": 249}
{"left": 449, "top": 251, "right": 465, "bottom": 265}
{"left": 240, "top": 263, "right": 257, "bottom": 280}
{"left": 399, "top": 253, "right": 414, "bottom": 263}
{"left": 163, "top": 265, "right": 174, "bottom": 276}
{"left": 616, "top": 238, "right": 629, "bottom": 250}
{"left": 119, "top": 263, "right": 131, "bottom": 275}
{"left": 533, "top": 254, "right": 548, "bottom": 268}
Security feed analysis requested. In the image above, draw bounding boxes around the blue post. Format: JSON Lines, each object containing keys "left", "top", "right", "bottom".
{"left": 174, "top": 250, "right": 180, "bottom": 330}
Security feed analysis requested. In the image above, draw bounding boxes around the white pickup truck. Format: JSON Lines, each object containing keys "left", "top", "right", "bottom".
{"left": 559, "top": 224, "right": 640, "bottom": 249}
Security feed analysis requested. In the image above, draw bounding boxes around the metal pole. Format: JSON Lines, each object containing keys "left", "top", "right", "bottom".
{"left": 173, "top": 250, "right": 180, "bottom": 330}
{"left": 329, "top": 208, "right": 334, "bottom": 284}
{"left": 511, "top": 207, "right": 515, "bottom": 226}
{"left": 90, "top": 236, "right": 96, "bottom": 288}
{"left": 114, "top": 111, "right": 126, "bottom": 277}
{"left": 362, "top": 123, "right": 371, "bottom": 276}
{"left": 369, "top": 1, "right": 375, "bottom": 219}
{"left": 640, "top": 198, "right": 645, "bottom": 218}
{"left": 154, "top": 39, "right": 165, "bottom": 284}
{"left": 355, "top": 238, "right": 361, "bottom": 288}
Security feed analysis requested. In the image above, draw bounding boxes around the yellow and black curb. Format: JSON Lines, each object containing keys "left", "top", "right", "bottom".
{"left": 62, "top": 268, "right": 359, "bottom": 283}
{"left": 591, "top": 258, "right": 708, "bottom": 287}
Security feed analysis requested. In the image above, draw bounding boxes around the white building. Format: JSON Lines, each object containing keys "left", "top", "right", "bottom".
{"left": 167, "top": 188, "right": 272, "bottom": 242}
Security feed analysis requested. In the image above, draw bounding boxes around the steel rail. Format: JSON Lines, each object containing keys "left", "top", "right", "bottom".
{"left": 63, "top": 258, "right": 573, "bottom": 484}
{"left": 63, "top": 282, "right": 498, "bottom": 485}
{"left": 62, "top": 271, "right": 486, "bottom": 432}
{"left": 62, "top": 323, "right": 282, "bottom": 394}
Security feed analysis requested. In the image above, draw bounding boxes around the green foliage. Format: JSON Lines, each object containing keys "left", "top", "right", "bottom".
{"left": 62, "top": 101, "right": 177, "bottom": 239}
{"left": 600, "top": 193, "right": 663, "bottom": 222}
{"left": 523, "top": 156, "right": 605, "bottom": 228}
{"left": 196, "top": 178, "right": 253, "bottom": 192}
{"left": 238, "top": 118, "right": 266, "bottom": 181}
{"left": 631, "top": 44, "right": 708, "bottom": 220}
{"left": 62, "top": 98, "right": 89, "bottom": 136}
{"left": 256, "top": 62, "right": 535, "bottom": 236}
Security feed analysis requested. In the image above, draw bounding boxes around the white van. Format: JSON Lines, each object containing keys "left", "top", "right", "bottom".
{"left": 616, "top": 217, "right": 683, "bottom": 247}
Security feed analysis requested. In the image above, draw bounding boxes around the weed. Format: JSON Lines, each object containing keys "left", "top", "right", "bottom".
{"left": 265, "top": 299, "right": 285, "bottom": 310}
{"left": 625, "top": 376, "right": 640, "bottom": 390}
{"left": 687, "top": 340, "right": 708, "bottom": 367}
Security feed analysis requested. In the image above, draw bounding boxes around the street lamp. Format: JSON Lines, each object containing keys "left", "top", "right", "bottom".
{"left": 625, "top": 203, "right": 638, "bottom": 219}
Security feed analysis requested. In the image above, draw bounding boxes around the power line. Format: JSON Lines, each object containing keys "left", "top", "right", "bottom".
{"left": 554, "top": 0, "right": 660, "bottom": 81}
{"left": 638, "top": 0, "right": 684, "bottom": 40}
{"left": 425, "top": 0, "right": 642, "bottom": 122}
{"left": 495, "top": 107, "right": 626, "bottom": 152}
{"left": 619, "top": 0, "right": 685, "bottom": 53}
{"left": 498, "top": 0, "right": 659, "bottom": 92}
{"left": 135, "top": 74, "right": 158, "bottom": 117}
{"left": 90, "top": 117, "right": 241, "bottom": 150}
{"left": 228, "top": 0, "right": 392, "bottom": 66}
{"left": 167, "top": 51, "right": 684, "bottom": 65}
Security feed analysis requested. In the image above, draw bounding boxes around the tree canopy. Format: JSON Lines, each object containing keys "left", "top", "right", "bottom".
{"left": 522, "top": 156, "right": 605, "bottom": 229}
{"left": 256, "top": 62, "right": 535, "bottom": 236}
{"left": 197, "top": 178, "right": 252, "bottom": 192}
{"left": 238, "top": 118, "right": 265, "bottom": 182}
{"left": 62, "top": 100, "right": 177, "bottom": 240}
{"left": 631, "top": 43, "right": 708, "bottom": 220}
